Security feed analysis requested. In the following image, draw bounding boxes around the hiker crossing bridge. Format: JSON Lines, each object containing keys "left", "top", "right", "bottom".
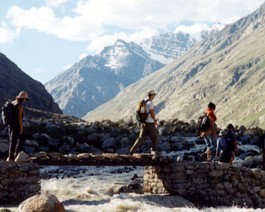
{"left": 28, "top": 152, "right": 173, "bottom": 166}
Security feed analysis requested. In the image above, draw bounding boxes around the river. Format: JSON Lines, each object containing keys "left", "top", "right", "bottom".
{"left": 1, "top": 165, "right": 264, "bottom": 212}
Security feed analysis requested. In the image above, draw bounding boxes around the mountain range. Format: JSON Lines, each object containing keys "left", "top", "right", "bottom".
{"left": 140, "top": 32, "right": 198, "bottom": 64}
{"left": 84, "top": 2, "right": 265, "bottom": 129}
{"left": 0, "top": 53, "right": 61, "bottom": 115}
{"left": 45, "top": 39, "right": 164, "bottom": 117}
{"left": 45, "top": 32, "right": 205, "bottom": 118}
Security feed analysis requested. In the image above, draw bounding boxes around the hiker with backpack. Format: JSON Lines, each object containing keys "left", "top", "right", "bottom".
{"left": 2, "top": 91, "right": 29, "bottom": 161}
{"left": 216, "top": 129, "right": 236, "bottom": 164}
{"left": 256, "top": 133, "right": 265, "bottom": 170}
{"left": 129, "top": 90, "right": 158, "bottom": 156}
{"left": 226, "top": 123, "right": 238, "bottom": 158}
{"left": 199, "top": 102, "right": 217, "bottom": 161}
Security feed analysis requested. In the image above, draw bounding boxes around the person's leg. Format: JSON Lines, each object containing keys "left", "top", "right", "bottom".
{"left": 209, "top": 135, "right": 217, "bottom": 156}
{"left": 204, "top": 135, "right": 216, "bottom": 161}
{"left": 203, "top": 135, "right": 212, "bottom": 161}
{"left": 15, "top": 132, "right": 25, "bottom": 156}
{"left": 130, "top": 124, "right": 147, "bottom": 154}
{"left": 220, "top": 152, "right": 231, "bottom": 163}
{"left": 7, "top": 125, "right": 18, "bottom": 161}
{"left": 203, "top": 135, "right": 211, "bottom": 149}
{"left": 148, "top": 123, "right": 158, "bottom": 152}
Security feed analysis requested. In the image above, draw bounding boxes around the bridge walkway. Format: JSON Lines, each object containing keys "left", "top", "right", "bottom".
{"left": 29, "top": 152, "right": 174, "bottom": 166}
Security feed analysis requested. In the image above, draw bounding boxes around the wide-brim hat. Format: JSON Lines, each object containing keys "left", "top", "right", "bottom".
{"left": 148, "top": 90, "right": 157, "bottom": 95}
{"left": 16, "top": 91, "right": 29, "bottom": 101}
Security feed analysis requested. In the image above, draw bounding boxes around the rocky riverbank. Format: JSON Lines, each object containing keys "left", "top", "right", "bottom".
{"left": 0, "top": 113, "right": 265, "bottom": 210}
{"left": 0, "top": 115, "right": 264, "bottom": 168}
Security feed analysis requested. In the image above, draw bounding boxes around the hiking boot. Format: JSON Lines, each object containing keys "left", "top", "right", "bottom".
{"left": 6, "top": 157, "right": 14, "bottom": 162}
{"left": 151, "top": 151, "right": 160, "bottom": 157}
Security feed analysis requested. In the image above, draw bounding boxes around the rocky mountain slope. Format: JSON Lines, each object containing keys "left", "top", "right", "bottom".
{"left": 140, "top": 32, "right": 198, "bottom": 64}
{"left": 84, "top": 3, "right": 265, "bottom": 129}
{"left": 45, "top": 30, "right": 211, "bottom": 118}
{"left": 0, "top": 53, "right": 62, "bottom": 114}
{"left": 45, "top": 39, "right": 164, "bottom": 117}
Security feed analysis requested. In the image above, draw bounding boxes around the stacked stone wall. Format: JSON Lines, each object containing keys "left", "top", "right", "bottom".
{"left": 144, "top": 161, "right": 265, "bottom": 208}
{"left": 0, "top": 161, "right": 40, "bottom": 204}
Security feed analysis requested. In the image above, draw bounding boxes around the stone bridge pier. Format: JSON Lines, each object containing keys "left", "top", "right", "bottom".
{"left": 0, "top": 161, "right": 40, "bottom": 204}
{"left": 144, "top": 161, "right": 265, "bottom": 208}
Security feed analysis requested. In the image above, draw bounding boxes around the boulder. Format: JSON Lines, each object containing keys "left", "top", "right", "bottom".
{"left": 18, "top": 193, "right": 65, "bottom": 212}
{"left": 48, "top": 138, "right": 61, "bottom": 151}
{"left": 15, "top": 151, "right": 30, "bottom": 162}
{"left": 86, "top": 134, "right": 98, "bottom": 146}
{"left": 76, "top": 142, "right": 90, "bottom": 152}
{"left": 38, "top": 133, "right": 51, "bottom": 146}
{"left": 58, "top": 144, "right": 71, "bottom": 154}
{"left": 0, "top": 139, "right": 9, "bottom": 153}
{"left": 62, "top": 136, "right": 75, "bottom": 147}
{"left": 101, "top": 136, "right": 116, "bottom": 152}
{"left": 242, "top": 156, "right": 253, "bottom": 168}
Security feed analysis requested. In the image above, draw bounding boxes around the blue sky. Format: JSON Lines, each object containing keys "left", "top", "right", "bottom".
{"left": 0, "top": 0, "right": 264, "bottom": 84}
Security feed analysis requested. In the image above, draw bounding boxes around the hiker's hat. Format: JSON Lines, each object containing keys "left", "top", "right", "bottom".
{"left": 148, "top": 90, "right": 157, "bottom": 95}
{"left": 219, "top": 129, "right": 227, "bottom": 136}
{"left": 16, "top": 91, "right": 29, "bottom": 101}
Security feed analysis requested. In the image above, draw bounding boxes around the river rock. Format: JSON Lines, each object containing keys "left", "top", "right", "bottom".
{"left": 18, "top": 193, "right": 65, "bottom": 212}
{"left": 15, "top": 151, "right": 30, "bottom": 162}
{"left": 0, "top": 139, "right": 9, "bottom": 153}
{"left": 101, "top": 136, "right": 116, "bottom": 152}
{"left": 242, "top": 156, "right": 254, "bottom": 168}
{"left": 86, "top": 134, "right": 98, "bottom": 146}
{"left": 58, "top": 144, "right": 71, "bottom": 154}
{"left": 38, "top": 133, "right": 51, "bottom": 146}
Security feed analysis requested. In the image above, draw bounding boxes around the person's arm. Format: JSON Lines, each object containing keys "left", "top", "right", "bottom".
{"left": 150, "top": 109, "right": 157, "bottom": 124}
{"left": 209, "top": 118, "right": 217, "bottom": 137}
{"left": 208, "top": 111, "right": 217, "bottom": 137}
{"left": 216, "top": 138, "right": 221, "bottom": 157}
{"left": 18, "top": 105, "right": 24, "bottom": 134}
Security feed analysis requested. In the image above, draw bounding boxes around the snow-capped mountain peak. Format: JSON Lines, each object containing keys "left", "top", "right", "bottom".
{"left": 102, "top": 39, "right": 150, "bottom": 72}
{"left": 45, "top": 39, "right": 164, "bottom": 117}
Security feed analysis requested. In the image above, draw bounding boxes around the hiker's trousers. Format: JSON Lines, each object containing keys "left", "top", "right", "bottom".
{"left": 130, "top": 122, "right": 158, "bottom": 153}
{"left": 8, "top": 123, "right": 25, "bottom": 159}
{"left": 203, "top": 134, "right": 216, "bottom": 153}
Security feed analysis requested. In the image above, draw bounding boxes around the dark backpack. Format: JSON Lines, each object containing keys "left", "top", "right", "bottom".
{"left": 197, "top": 114, "right": 210, "bottom": 132}
{"left": 257, "top": 134, "right": 265, "bottom": 149}
{"left": 136, "top": 99, "right": 150, "bottom": 123}
{"left": 220, "top": 136, "right": 235, "bottom": 152}
{"left": 1, "top": 101, "right": 15, "bottom": 125}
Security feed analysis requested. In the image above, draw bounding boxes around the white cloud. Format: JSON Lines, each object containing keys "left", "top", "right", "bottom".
{"left": 175, "top": 23, "right": 211, "bottom": 34}
{"left": 5, "top": 0, "right": 265, "bottom": 42}
{"left": 174, "top": 23, "right": 225, "bottom": 41}
{"left": 87, "top": 28, "right": 158, "bottom": 54}
{"left": 0, "top": 22, "right": 18, "bottom": 43}
{"left": 6, "top": 6, "right": 103, "bottom": 41}
{"left": 75, "top": 0, "right": 265, "bottom": 27}
{"left": 45, "top": 0, "right": 67, "bottom": 8}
